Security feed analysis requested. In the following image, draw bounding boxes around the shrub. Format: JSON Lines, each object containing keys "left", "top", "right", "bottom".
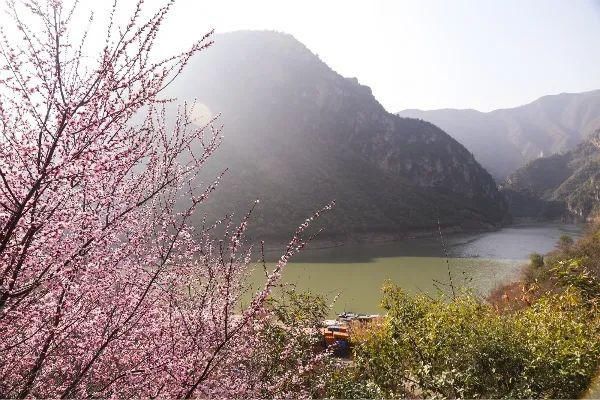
{"left": 550, "top": 258, "right": 600, "bottom": 304}
{"left": 347, "top": 283, "right": 600, "bottom": 399}
{"left": 321, "top": 368, "right": 385, "bottom": 399}
{"left": 558, "top": 234, "right": 574, "bottom": 251}
{"left": 529, "top": 252, "right": 545, "bottom": 268}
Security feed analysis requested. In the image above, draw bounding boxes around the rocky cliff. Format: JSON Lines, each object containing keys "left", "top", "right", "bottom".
{"left": 502, "top": 130, "right": 600, "bottom": 221}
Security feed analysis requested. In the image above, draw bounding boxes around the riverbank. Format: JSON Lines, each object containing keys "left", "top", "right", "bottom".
{"left": 261, "top": 221, "right": 583, "bottom": 259}
{"left": 316, "top": 219, "right": 600, "bottom": 399}
{"left": 258, "top": 221, "right": 506, "bottom": 254}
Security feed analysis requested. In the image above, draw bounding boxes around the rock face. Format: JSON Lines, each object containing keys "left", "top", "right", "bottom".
{"left": 502, "top": 129, "right": 600, "bottom": 221}
{"left": 171, "top": 31, "right": 507, "bottom": 239}
{"left": 398, "top": 90, "right": 600, "bottom": 180}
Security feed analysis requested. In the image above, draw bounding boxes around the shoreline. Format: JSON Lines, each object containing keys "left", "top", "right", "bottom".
{"left": 260, "top": 219, "right": 580, "bottom": 255}
{"left": 260, "top": 223, "right": 501, "bottom": 254}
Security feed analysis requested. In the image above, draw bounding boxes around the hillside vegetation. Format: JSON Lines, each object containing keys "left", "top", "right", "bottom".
{"left": 502, "top": 129, "right": 600, "bottom": 221}
{"left": 171, "top": 31, "right": 507, "bottom": 240}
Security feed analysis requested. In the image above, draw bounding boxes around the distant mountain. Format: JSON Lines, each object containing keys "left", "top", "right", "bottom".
{"left": 501, "top": 129, "right": 600, "bottom": 221}
{"left": 171, "top": 31, "right": 507, "bottom": 240}
{"left": 398, "top": 90, "right": 600, "bottom": 180}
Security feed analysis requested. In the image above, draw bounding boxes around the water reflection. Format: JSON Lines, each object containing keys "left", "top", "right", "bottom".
{"left": 281, "top": 223, "right": 583, "bottom": 263}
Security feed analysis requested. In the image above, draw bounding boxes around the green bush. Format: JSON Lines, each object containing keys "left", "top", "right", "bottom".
{"left": 550, "top": 258, "right": 600, "bottom": 304}
{"left": 529, "top": 252, "right": 545, "bottom": 269}
{"left": 320, "top": 368, "right": 385, "bottom": 399}
{"left": 346, "top": 283, "right": 600, "bottom": 399}
{"left": 558, "top": 234, "right": 574, "bottom": 251}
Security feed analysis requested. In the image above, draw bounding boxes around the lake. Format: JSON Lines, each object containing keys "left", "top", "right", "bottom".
{"left": 249, "top": 223, "right": 583, "bottom": 315}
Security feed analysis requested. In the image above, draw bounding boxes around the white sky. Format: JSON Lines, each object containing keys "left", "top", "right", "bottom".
{"left": 3, "top": 0, "right": 600, "bottom": 112}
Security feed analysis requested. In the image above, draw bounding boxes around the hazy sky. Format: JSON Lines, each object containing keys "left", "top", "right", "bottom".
{"left": 5, "top": 0, "right": 597, "bottom": 112}
{"left": 151, "top": 0, "right": 600, "bottom": 112}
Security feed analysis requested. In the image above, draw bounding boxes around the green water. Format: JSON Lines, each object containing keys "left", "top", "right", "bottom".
{"left": 248, "top": 223, "right": 583, "bottom": 315}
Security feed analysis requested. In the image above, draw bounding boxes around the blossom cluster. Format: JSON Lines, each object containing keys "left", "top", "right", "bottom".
{"left": 0, "top": 1, "right": 331, "bottom": 397}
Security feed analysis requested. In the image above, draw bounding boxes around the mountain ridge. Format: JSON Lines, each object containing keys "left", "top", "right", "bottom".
{"left": 401, "top": 89, "right": 600, "bottom": 115}
{"left": 171, "top": 30, "right": 507, "bottom": 240}
{"left": 398, "top": 89, "right": 600, "bottom": 180}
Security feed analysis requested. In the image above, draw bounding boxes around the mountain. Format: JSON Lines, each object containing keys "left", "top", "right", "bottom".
{"left": 398, "top": 90, "right": 600, "bottom": 180}
{"left": 501, "top": 129, "right": 600, "bottom": 221}
{"left": 171, "top": 31, "right": 507, "bottom": 240}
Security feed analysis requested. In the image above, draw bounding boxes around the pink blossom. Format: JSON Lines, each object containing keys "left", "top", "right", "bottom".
{"left": 0, "top": 0, "right": 332, "bottom": 398}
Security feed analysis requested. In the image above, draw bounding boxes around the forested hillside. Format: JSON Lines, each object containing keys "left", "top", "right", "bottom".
{"left": 172, "top": 31, "right": 507, "bottom": 239}
{"left": 502, "top": 129, "right": 600, "bottom": 221}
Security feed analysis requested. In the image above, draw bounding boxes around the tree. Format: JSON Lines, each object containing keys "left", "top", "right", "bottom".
{"left": 0, "top": 0, "right": 331, "bottom": 397}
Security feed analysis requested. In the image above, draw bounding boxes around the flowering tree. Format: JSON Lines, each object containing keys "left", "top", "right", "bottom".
{"left": 0, "top": 0, "right": 332, "bottom": 397}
